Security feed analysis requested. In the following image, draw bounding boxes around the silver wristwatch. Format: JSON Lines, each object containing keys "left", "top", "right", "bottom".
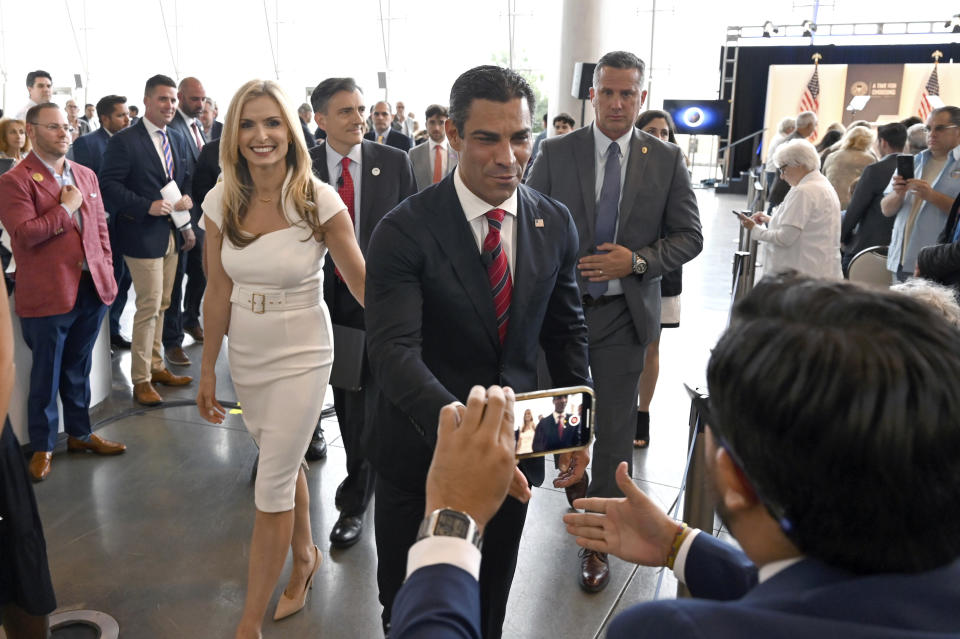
{"left": 416, "top": 508, "right": 482, "bottom": 549}
{"left": 632, "top": 251, "right": 648, "bottom": 275}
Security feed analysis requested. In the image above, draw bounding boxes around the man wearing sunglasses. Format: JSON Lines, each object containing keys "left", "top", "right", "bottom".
{"left": 882, "top": 105, "right": 960, "bottom": 283}
{"left": 388, "top": 274, "right": 960, "bottom": 638}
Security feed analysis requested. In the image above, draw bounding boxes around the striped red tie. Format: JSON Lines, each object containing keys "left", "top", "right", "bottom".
{"left": 484, "top": 209, "right": 512, "bottom": 344}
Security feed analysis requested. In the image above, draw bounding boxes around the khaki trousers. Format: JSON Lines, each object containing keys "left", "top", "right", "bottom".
{"left": 125, "top": 231, "right": 178, "bottom": 384}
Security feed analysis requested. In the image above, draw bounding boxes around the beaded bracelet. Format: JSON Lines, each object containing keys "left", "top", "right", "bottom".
{"left": 665, "top": 522, "right": 689, "bottom": 570}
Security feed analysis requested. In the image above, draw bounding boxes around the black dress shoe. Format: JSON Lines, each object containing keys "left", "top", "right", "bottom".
{"left": 110, "top": 334, "right": 132, "bottom": 349}
{"left": 305, "top": 426, "right": 327, "bottom": 461}
{"left": 329, "top": 514, "right": 363, "bottom": 548}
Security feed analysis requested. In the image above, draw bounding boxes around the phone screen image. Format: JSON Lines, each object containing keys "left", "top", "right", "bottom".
{"left": 513, "top": 387, "right": 593, "bottom": 458}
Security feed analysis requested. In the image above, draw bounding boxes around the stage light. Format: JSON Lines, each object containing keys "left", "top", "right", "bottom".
{"left": 802, "top": 20, "right": 817, "bottom": 37}
{"left": 946, "top": 14, "right": 960, "bottom": 33}
{"left": 762, "top": 21, "right": 778, "bottom": 38}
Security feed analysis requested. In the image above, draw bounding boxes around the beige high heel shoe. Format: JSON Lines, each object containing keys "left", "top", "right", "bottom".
{"left": 273, "top": 544, "right": 322, "bottom": 621}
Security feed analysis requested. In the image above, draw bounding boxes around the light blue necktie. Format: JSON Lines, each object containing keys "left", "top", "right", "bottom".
{"left": 587, "top": 141, "right": 622, "bottom": 298}
{"left": 157, "top": 130, "right": 174, "bottom": 179}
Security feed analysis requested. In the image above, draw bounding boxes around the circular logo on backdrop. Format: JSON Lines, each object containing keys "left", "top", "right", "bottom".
{"left": 682, "top": 107, "right": 705, "bottom": 128}
{"left": 850, "top": 81, "right": 869, "bottom": 96}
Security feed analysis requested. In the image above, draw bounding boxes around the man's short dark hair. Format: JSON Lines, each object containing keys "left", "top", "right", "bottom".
{"left": 310, "top": 78, "right": 361, "bottom": 115}
{"left": 25, "top": 102, "right": 60, "bottom": 124}
{"left": 448, "top": 65, "right": 536, "bottom": 136}
{"left": 129, "top": 105, "right": 139, "bottom": 115}
{"left": 593, "top": 51, "right": 645, "bottom": 89}
{"left": 425, "top": 104, "right": 448, "bottom": 120}
{"left": 932, "top": 105, "right": 960, "bottom": 128}
{"left": 553, "top": 112, "right": 575, "bottom": 128}
{"left": 96, "top": 95, "right": 127, "bottom": 119}
{"left": 899, "top": 115, "right": 922, "bottom": 129}
{"left": 706, "top": 273, "right": 960, "bottom": 574}
{"left": 877, "top": 122, "right": 907, "bottom": 151}
{"left": 26, "top": 70, "right": 52, "bottom": 88}
{"left": 144, "top": 74, "right": 176, "bottom": 96}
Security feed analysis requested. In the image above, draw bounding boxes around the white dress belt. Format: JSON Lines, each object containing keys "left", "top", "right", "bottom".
{"left": 230, "top": 285, "right": 321, "bottom": 314}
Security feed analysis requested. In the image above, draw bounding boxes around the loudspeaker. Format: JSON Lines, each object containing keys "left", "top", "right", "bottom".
{"left": 74, "top": 74, "right": 83, "bottom": 89}
{"left": 571, "top": 62, "right": 595, "bottom": 100}
{"left": 378, "top": 72, "right": 387, "bottom": 90}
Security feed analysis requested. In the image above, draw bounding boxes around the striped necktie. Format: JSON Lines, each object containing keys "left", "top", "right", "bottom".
{"left": 484, "top": 209, "right": 512, "bottom": 344}
{"left": 157, "top": 129, "right": 175, "bottom": 179}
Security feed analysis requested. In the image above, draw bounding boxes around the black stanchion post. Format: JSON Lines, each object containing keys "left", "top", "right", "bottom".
{"left": 677, "top": 388, "right": 716, "bottom": 598}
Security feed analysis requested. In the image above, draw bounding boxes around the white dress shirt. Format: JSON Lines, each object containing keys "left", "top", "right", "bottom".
{"left": 324, "top": 143, "right": 362, "bottom": 239}
{"left": 142, "top": 117, "right": 174, "bottom": 180}
{"left": 592, "top": 124, "right": 633, "bottom": 296}
{"left": 454, "top": 167, "right": 517, "bottom": 276}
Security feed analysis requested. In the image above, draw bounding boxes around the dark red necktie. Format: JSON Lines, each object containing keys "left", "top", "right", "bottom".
{"left": 558, "top": 415, "right": 564, "bottom": 440}
{"left": 335, "top": 157, "right": 355, "bottom": 281}
{"left": 484, "top": 209, "right": 512, "bottom": 344}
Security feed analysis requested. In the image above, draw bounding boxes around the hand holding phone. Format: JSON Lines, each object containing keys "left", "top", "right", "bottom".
{"left": 896, "top": 154, "right": 914, "bottom": 181}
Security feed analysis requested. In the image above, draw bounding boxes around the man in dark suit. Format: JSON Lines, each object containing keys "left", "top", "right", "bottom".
{"left": 308, "top": 77, "right": 417, "bottom": 549}
{"left": 365, "top": 100, "right": 412, "bottom": 152}
{"left": 527, "top": 50, "right": 702, "bottom": 593}
{"left": 99, "top": 74, "right": 195, "bottom": 406}
{"left": 199, "top": 97, "right": 222, "bottom": 141}
{"left": 916, "top": 191, "right": 960, "bottom": 287}
{"left": 297, "top": 103, "right": 317, "bottom": 149}
{"left": 365, "top": 65, "right": 590, "bottom": 638}
{"left": 391, "top": 275, "right": 960, "bottom": 639}
{"left": 71, "top": 94, "right": 132, "bottom": 350}
{"left": 0, "top": 103, "right": 124, "bottom": 481}
{"left": 841, "top": 122, "right": 906, "bottom": 273}
{"left": 128, "top": 105, "right": 140, "bottom": 127}
{"left": 532, "top": 394, "right": 573, "bottom": 452}
{"left": 162, "top": 76, "right": 207, "bottom": 366}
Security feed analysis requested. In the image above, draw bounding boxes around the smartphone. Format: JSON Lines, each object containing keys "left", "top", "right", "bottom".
{"left": 897, "top": 154, "right": 914, "bottom": 181}
{"left": 513, "top": 386, "right": 593, "bottom": 458}
{"left": 732, "top": 209, "right": 750, "bottom": 219}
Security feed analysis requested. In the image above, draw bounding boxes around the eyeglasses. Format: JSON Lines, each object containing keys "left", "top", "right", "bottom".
{"left": 924, "top": 124, "right": 959, "bottom": 134}
{"left": 29, "top": 123, "right": 75, "bottom": 134}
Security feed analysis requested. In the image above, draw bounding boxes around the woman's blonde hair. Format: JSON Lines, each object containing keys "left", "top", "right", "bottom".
{"left": 218, "top": 80, "right": 320, "bottom": 248}
{"left": 0, "top": 119, "right": 31, "bottom": 157}
{"left": 841, "top": 125, "right": 875, "bottom": 152}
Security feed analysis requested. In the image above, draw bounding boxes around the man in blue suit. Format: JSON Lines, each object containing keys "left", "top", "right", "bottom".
{"left": 389, "top": 274, "right": 960, "bottom": 638}
{"left": 365, "top": 65, "right": 590, "bottom": 638}
{"left": 71, "top": 94, "right": 132, "bottom": 349}
{"left": 99, "top": 74, "right": 195, "bottom": 406}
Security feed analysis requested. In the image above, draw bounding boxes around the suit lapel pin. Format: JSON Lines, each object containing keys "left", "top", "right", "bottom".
{"left": 90, "top": 193, "right": 98, "bottom": 198}
{"left": 641, "top": 146, "right": 648, "bottom": 154}
{"left": 535, "top": 218, "right": 545, "bottom": 228}
{"left": 32, "top": 172, "right": 44, "bottom": 182}
{"left": 371, "top": 167, "right": 381, "bottom": 176}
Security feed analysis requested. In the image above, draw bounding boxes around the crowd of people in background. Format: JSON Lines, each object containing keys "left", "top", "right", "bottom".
{"left": 1, "top": 50, "right": 960, "bottom": 639}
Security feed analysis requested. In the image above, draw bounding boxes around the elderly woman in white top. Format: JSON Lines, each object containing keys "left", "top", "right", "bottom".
{"left": 739, "top": 139, "right": 843, "bottom": 280}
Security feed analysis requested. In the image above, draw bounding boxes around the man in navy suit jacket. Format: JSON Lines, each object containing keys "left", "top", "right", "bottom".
{"left": 365, "top": 100, "right": 413, "bottom": 152}
{"left": 99, "top": 74, "right": 195, "bottom": 407}
{"left": 389, "top": 274, "right": 960, "bottom": 638}
{"left": 71, "top": 94, "right": 132, "bottom": 349}
{"left": 365, "top": 66, "right": 589, "bottom": 638}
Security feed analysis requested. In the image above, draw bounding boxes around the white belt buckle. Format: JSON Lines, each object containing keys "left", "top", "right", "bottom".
{"left": 251, "top": 293, "right": 266, "bottom": 314}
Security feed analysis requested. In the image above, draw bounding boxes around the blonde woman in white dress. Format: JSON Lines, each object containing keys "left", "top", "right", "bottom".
{"left": 195, "top": 80, "right": 364, "bottom": 639}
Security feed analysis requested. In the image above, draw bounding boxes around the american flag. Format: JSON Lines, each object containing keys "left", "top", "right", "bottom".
{"left": 799, "top": 66, "right": 820, "bottom": 140}
{"left": 918, "top": 64, "right": 940, "bottom": 121}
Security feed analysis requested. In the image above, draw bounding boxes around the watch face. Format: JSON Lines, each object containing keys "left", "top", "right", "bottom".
{"left": 436, "top": 511, "right": 470, "bottom": 537}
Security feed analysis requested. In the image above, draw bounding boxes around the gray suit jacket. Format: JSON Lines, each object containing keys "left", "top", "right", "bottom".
{"left": 409, "top": 142, "right": 458, "bottom": 192}
{"left": 527, "top": 125, "right": 702, "bottom": 345}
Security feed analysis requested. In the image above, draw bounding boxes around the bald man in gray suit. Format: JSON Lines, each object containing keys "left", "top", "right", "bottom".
{"left": 527, "top": 50, "right": 702, "bottom": 594}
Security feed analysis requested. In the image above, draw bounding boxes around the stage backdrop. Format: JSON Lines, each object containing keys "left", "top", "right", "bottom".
{"left": 726, "top": 43, "right": 960, "bottom": 176}
{"left": 763, "top": 62, "right": 960, "bottom": 158}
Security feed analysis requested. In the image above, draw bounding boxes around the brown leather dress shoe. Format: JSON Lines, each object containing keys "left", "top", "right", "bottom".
{"left": 67, "top": 433, "right": 126, "bottom": 455}
{"left": 134, "top": 381, "right": 163, "bottom": 406}
{"left": 184, "top": 325, "right": 204, "bottom": 343}
{"left": 564, "top": 470, "right": 589, "bottom": 508}
{"left": 151, "top": 368, "right": 193, "bottom": 386}
{"left": 29, "top": 452, "right": 53, "bottom": 482}
{"left": 579, "top": 548, "right": 610, "bottom": 593}
{"left": 165, "top": 346, "right": 191, "bottom": 366}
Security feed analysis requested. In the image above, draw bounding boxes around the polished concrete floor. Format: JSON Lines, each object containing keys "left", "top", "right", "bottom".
{"left": 22, "top": 188, "right": 746, "bottom": 639}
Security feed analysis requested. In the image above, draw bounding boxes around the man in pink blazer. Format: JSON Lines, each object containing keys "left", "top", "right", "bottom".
{"left": 0, "top": 103, "right": 125, "bottom": 482}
